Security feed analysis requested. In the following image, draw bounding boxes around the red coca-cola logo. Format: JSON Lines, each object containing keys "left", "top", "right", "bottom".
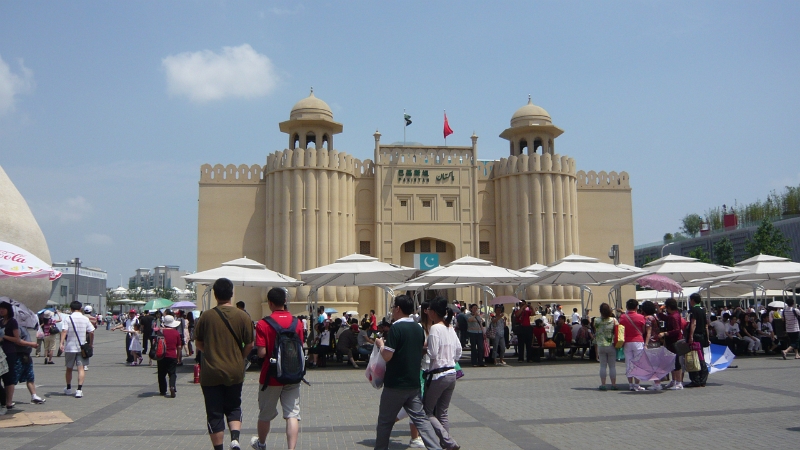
{"left": 0, "top": 251, "right": 26, "bottom": 264}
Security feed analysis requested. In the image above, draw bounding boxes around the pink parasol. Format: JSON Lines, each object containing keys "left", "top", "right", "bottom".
{"left": 636, "top": 274, "right": 682, "bottom": 294}
{"left": 628, "top": 346, "right": 677, "bottom": 381}
{"left": 0, "top": 241, "right": 62, "bottom": 281}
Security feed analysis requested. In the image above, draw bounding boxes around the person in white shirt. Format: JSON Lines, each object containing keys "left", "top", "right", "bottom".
{"left": 571, "top": 308, "right": 581, "bottom": 325}
{"left": 112, "top": 309, "right": 139, "bottom": 364}
{"left": 709, "top": 316, "right": 727, "bottom": 343}
{"left": 59, "top": 301, "right": 95, "bottom": 398}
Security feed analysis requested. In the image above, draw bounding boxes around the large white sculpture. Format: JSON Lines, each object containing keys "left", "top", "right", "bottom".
{"left": 0, "top": 165, "right": 53, "bottom": 310}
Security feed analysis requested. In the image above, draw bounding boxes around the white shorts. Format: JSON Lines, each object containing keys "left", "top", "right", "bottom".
{"left": 257, "top": 383, "right": 301, "bottom": 422}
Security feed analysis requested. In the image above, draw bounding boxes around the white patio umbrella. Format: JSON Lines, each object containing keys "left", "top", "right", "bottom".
{"left": 521, "top": 254, "right": 638, "bottom": 317}
{"left": 184, "top": 257, "right": 302, "bottom": 309}
{"left": 0, "top": 240, "right": 62, "bottom": 281}
{"left": 299, "top": 254, "right": 417, "bottom": 335}
{"left": 402, "top": 256, "right": 535, "bottom": 314}
{"left": 697, "top": 255, "right": 800, "bottom": 308}
{"left": 299, "top": 254, "right": 417, "bottom": 288}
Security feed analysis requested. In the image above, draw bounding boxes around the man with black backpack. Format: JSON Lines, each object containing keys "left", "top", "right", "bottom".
{"left": 250, "top": 287, "right": 305, "bottom": 450}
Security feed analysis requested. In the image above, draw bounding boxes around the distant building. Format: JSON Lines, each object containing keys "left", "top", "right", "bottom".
{"left": 128, "top": 265, "right": 189, "bottom": 291}
{"left": 635, "top": 216, "right": 800, "bottom": 267}
{"left": 50, "top": 263, "right": 107, "bottom": 313}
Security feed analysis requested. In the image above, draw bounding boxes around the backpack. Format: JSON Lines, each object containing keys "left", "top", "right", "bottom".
{"left": 263, "top": 316, "right": 307, "bottom": 387}
{"left": 575, "top": 327, "right": 590, "bottom": 346}
{"left": 154, "top": 331, "right": 167, "bottom": 360}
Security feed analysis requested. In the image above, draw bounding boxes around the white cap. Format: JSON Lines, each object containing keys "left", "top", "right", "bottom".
{"left": 83, "top": 305, "right": 93, "bottom": 313}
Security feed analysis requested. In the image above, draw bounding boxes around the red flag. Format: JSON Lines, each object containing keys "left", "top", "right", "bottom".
{"left": 443, "top": 112, "right": 454, "bottom": 138}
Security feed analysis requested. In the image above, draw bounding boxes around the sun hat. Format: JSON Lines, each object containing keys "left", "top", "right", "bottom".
{"left": 162, "top": 315, "right": 180, "bottom": 328}
{"left": 43, "top": 310, "right": 53, "bottom": 319}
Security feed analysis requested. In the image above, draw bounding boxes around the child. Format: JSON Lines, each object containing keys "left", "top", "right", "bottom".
{"left": 129, "top": 322, "right": 143, "bottom": 365}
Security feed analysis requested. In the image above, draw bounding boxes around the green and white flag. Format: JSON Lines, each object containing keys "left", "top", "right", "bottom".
{"left": 404, "top": 113, "right": 412, "bottom": 126}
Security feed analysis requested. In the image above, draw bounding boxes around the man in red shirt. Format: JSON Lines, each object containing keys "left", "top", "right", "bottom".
{"left": 369, "top": 309, "right": 378, "bottom": 335}
{"left": 251, "top": 288, "right": 305, "bottom": 450}
{"left": 514, "top": 301, "right": 534, "bottom": 362}
{"left": 619, "top": 299, "right": 646, "bottom": 391}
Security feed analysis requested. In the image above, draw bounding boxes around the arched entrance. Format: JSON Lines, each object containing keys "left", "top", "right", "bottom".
{"left": 399, "top": 237, "right": 457, "bottom": 302}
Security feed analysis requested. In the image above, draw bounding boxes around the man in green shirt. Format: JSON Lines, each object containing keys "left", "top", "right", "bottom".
{"left": 194, "top": 278, "right": 254, "bottom": 450}
{"left": 374, "top": 295, "right": 441, "bottom": 450}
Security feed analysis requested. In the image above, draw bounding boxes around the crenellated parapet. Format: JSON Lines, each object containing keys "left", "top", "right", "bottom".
{"left": 493, "top": 153, "right": 576, "bottom": 179}
{"left": 200, "top": 164, "right": 265, "bottom": 184}
{"left": 265, "top": 148, "right": 368, "bottom": 176}
{"left": 377, "top": 146, "right": 475, "bottom": 166}
{"left": 576, "top": 170, "right": 630, "bottom": 190}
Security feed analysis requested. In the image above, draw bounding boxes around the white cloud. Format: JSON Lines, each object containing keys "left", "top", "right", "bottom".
{"left": 162, "top": 44, "right": 279, "bottom": 102}
{"left": 0, "top": 55, "right": 34, "bottom": 115}
{"left": 33, "top": 196, "right": 93, "bottom": 224}
{"left": 270, "top": 5, "right": 305, "bottom": 15}
{"left": 84, "top": 233, "right": 113, "bottom": 246}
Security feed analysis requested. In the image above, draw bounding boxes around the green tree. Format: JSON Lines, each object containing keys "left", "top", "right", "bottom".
{"left": 663, "top": 233, "right": 673, "bottom": 242}
{"left": 713, "top": 237, "right": 735, "bottom": 266}
{"left": 745, "top": 219, "right": 792, "bottom": 258}
{"left": 689, "top": 247, "right": 711, "bottom": 263}
{"left": 154, "top": 286, "right": 176, "bottom": 300}
{"left": 681, "top": 214, "right": 703, "bottom": 237}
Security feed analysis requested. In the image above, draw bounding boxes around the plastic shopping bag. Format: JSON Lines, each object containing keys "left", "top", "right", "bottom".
{"left": 365, "top": 345, "right": 386, "bottom": 389}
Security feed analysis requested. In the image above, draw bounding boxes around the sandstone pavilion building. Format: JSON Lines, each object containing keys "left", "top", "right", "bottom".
{"left": 198, "top": 91, "right": 634, "bottom": 317}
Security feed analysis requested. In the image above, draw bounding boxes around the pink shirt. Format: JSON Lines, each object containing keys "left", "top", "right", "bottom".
{"left": 619, "top": 311, "right": 645, "bottom": 343}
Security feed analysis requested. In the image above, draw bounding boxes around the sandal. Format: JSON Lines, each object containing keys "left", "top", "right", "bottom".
{"left": 598, "top": 385, "right": 607, "bottom": 391}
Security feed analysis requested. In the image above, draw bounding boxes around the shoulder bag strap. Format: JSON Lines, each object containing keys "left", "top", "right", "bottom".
{"left": 623, "top": 311, "right": 643, "bottom": 338}
{"left": 213, "top": 307, "right": 243, "bottom": 349}
{"left": 69, "top": 316, "right": 83, "bottom": 346}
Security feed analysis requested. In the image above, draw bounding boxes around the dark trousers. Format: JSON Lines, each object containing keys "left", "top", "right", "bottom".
{"left": 469, "top": 333, "right": 484, "bottom": 366}
{"left": 142, "top": 333, "right": 152, "bottom": 355}
{"left": 157, "top": 357, "right": 177, "bottom": 394}
{"left": 516, "top": 326, "right": 533, "bottom": 361}
{"left": 125, "top": 334, "right": 134, "bottom": 363}
{"left": 688, "top": 361, "right": 709, "bottom": 386}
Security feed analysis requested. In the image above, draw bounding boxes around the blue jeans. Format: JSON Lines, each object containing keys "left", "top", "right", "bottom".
{"left": 469, "top": 333, "right": 484, "bottom": 366}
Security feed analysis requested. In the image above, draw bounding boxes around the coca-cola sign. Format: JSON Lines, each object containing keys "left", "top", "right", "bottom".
{"left": 0, "top": 251, "right": 26, "bottom": 264}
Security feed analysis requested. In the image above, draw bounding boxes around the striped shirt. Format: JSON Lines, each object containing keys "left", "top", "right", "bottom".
{"left": 62, "top": 312, "right": 95, "bottom": 353}
{"left": 784, "top": 307, "right": 800, "bottom": 333}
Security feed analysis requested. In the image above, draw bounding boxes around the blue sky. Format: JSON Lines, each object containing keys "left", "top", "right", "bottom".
{"left": 2, "top": 1, "right": 799, "bottom": 285}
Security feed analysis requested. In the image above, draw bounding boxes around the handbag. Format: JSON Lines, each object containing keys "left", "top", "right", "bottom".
{"left": 0, "top": 347, "right": 8, "bottom": 377}
{"left": 613, "top": 321, "right": 626, "bottom": 349}
{"left": 616, "top": 346, "right": 625, "bottom": 362}
{"left": 543, "top": 339, "right": 556, "bottom": 349}
{"left": 69, "top": 316, "right": 93, "bottom": 359}
{"left": 483, "top": 336, "right": 491, "bottom": 357}
{"left": 486, "top": 322, "right": 497, "bottom": 340}
{"left": 685, "top": 349, "right": 701, "bottom": 372}
{"left": 673, "top": 339, "right": 691, "bottom": 356}
{"left": 455, "top": 361, "right": 464, "bottom": 379}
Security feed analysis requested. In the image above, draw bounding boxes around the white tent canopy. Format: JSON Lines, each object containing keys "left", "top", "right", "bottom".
{"left": 299, "top": 254, "right": 417, "bottom": 288}
{"left": 184, "top": 257, "right": 301, "bottom": 288}
{"left": 403, "top": 256, "right": 535, "bottom": 290}
{"left": 520, "top": 254, "right": 638, "bottom": 317}
{"left": 184, "top": 257, "right": 302, "bottom": 310}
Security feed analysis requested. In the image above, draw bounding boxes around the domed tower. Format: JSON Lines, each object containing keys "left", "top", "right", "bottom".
{"left": 279, "top": 88, "right": 343, "bottom": 150}
{"left": 499, "top": 96, "right": 564, "bottom": 156}
{"left": 494, "top": 97, "right": 579, "bottom": 301}
{"left": 266, "top": 89, "right": 357, "bottom": 305}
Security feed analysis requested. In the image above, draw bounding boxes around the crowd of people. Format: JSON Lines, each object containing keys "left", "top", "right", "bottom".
{"left": 4, "top": 285, "right": 799, "bottom": 449}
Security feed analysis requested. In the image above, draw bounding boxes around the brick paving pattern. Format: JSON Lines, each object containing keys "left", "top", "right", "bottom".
{"left": 2, "top": 328, "right": 799, "bottom": 449}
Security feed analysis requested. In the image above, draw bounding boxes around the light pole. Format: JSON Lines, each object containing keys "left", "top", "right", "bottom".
{"left": 661, "top": 241, "right": 678, "bottom": 257}
{"left": 608, "top": 245, "right": 621, "bottom": 310}
{"left": 70, "top": 257, "right": 82, "bottom": 305}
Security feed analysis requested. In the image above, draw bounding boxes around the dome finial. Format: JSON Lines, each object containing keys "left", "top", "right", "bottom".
{"left": 527, "top": 94, "right": 531, "bottom": 104}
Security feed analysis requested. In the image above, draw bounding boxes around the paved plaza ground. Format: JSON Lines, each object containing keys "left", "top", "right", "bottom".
{"left": 2, "top": 328, "right": 799, "bottom": 449}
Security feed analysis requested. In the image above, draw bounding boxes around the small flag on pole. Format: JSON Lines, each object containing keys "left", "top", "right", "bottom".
{"left": 443, "top": 111, "right": 454, "bottom": 138}
{"left": 404, "top": 113, "right": 412, "bottom": 126}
